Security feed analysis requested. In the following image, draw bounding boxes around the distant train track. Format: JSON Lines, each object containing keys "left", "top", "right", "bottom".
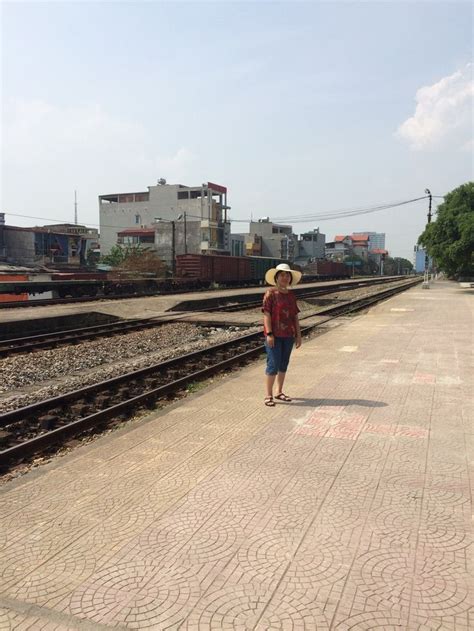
{"left": 0, "top": 277, "right": 420, "bottom": 470}
{"left": 188, "top": 277, "right": 405, "bottom": 313}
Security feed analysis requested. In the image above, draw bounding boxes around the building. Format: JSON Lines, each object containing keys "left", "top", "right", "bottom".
{"left": 295, "top": 228, "right": 326, "bottom": 266}
{"left": 0, "top": 219, "right": 99, "bottom": 268}
{"left": 353, "top": 231, "right": 385, "bottom": 252}
{"left": 330, "top": 234, "right": 371, "bottom": 262}
{"left": 230, "top": 234, "right": 245, "bottom": 257}
{"left": 99, "top": 180, "right": 231, "bottom": 257}
{"left": 413, "top": 244, "right": 432, "bottom": 273}
{"left": 43, "top": 223, "right": 100, "bottom": 263}
{"left": 247, "top": 219, "right": 297, "bottom": 260}
{"left": 325, "top": 239, "right": 350, "bottom": 261}
{"left": 239, "top": 233, "right": 262, "bottom": 257}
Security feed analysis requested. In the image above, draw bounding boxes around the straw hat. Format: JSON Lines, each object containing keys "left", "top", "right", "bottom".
{"left": 265, "top": 263, "right": 302, "bottom": 286}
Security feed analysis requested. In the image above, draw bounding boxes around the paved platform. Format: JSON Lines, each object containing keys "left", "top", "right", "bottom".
{"left": 0, "top": 280, "right": 472, "bottom": 630}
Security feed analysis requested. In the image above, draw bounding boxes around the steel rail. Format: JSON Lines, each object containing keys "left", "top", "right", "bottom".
{"left": 0, "top": 277, "right": 403, "bottom": 356}
{"left": 0, "top": 315, "right": 188, "bottom": 357}
{"left": 0, "top": 278, "right": 420, "bottom": 468}
{"left": 209, "top": 277, "right": 407, "bottom": 313}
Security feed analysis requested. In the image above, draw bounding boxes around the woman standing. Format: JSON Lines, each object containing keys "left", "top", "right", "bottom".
{"left": 262, "top": 263, "right": 302, "bottom": 407}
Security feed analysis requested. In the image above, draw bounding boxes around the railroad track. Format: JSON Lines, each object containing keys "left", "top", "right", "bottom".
{"left": 0, "top": 292, "right": 160, "bottom": 310}
{"left": 0, "top": 314, "right": 186, "bottom": 358}
{"left": 208, "top": 277, "right": 406, "bottom": 313}
{"left": 0, "top": 276, "right": 397, "bottom": 310}
{"left": 0, "top": 278, "right": 420, "bottom": 470}
{"left": 0, "top": 278, "right": 404, "bottom": 356}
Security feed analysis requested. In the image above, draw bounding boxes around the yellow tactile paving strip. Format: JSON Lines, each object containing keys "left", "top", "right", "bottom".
{"left": 0, "top": 280, "right": 472, "bottom": 630}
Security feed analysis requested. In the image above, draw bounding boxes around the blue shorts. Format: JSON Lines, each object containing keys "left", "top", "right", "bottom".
{"left": 265, "top": 336, "right": 295, "bottom": 375}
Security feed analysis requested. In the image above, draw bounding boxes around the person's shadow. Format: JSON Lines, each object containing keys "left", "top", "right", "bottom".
{"left": 287, "top": 398, "right": 388, "bottom": 408}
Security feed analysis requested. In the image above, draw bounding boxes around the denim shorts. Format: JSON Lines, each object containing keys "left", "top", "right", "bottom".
{"left": 265, "top": 336, "right": 295, "bottom": 375}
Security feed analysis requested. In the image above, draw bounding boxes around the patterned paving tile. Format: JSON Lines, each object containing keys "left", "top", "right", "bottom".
{"left": 0, "top": 281, "right": 472, "bottom": 629}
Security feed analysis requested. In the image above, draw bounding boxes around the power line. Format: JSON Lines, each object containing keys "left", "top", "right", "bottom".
{"left": 271, "top": 196, "right": 430, "bottom": 223}
{"left": 3, "top": 194, "right": 439, "bottom": 230}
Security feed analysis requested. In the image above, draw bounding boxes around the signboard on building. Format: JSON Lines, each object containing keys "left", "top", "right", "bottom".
{"left": 207, "top": 182, "right": 227, "bottom": 194}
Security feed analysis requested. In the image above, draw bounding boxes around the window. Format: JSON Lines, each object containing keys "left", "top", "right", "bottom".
{"left": 135, "top": 214, "right": 141, "bottom": 224}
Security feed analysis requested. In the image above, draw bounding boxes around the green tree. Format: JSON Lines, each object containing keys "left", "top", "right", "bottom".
{"left": 384, "top": 257, "right": 413, "bottom": 275}
{"left": 99, "top": 245, "right": 127, "bottom": 267}
{"left": 418, "top": 182, "right": 474, "bottom": 278}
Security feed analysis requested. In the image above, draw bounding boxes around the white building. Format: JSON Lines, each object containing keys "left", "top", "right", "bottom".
{"left": 99, "top": 180, "right": 231, "bottom": 256}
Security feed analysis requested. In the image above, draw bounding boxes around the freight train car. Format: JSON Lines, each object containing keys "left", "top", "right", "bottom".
{"left": 302, "top": 260, "right": 350, "bottom": 281}
{"left": 176, "top": 254, "right": 252, "bottom": 287}
{"left": 175, "top": 254, "right": 292, "bottom": 287}
{"left": 0, "top": 255, "right": 349, "bottom": 302}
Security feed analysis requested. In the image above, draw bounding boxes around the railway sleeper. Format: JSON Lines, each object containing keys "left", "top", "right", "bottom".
{"left": 0, "top": 430, "right": 11, "bottom": 447}
{"left": 39, "top": 415, "right": 57, "bottom": 431}
{"left": 95, "top": 395, "right": 111, "bottom": 409}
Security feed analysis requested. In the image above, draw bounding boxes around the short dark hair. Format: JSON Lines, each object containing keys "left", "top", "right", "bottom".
{"left": 275, "top": 270, "right": 292, "bottom": 284}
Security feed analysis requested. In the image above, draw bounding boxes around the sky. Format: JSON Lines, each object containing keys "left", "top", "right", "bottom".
{"left": 1, "top": 0, "right": 473, "bottom": 260}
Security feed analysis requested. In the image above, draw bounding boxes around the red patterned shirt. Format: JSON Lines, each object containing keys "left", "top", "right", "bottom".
{"left": 262, "top": 289, "right": 300, "bottom": 337}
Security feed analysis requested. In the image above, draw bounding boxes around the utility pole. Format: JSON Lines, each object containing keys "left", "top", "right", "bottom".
{"left": 171, "top": 220, "right": 176, "bottom": 275}
{"left": 184, "top": 212, "right": 187, "bottom": 255}
{"left": 422, "top": 188, "right": 432, "bottom": 288}
{"left": 74, "top": 190, "right": 78, "bottom": 225}
{"left": 425, "top": 188, "right": 432, "bottom": 224}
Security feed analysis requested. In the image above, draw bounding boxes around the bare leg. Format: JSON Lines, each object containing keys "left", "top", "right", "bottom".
{"left": 276, "top": 371, "right": 286, "bottom": 395}
{"left": 266, "top": 374, "right": 276, "bottom": 397}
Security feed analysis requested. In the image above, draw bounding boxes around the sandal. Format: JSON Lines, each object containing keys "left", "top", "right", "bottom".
{"left": 264, "top": 396, "right": 275, "bottom": 407}
{"left": 275, "top": 393, "right": 292, "bottom": 402}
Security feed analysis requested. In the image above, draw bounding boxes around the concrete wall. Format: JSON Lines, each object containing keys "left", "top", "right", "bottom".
{"left": 261, "top": 235, "right": 286, "bottom": 258}
{"left": 154, "top": 220, "right": 203, "bottom": 269}
{"left": 298, "top": 232, "right": 325, "bottom": 259}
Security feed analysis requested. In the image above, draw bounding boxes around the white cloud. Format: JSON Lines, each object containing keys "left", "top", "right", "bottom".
{"left": 396, "top": 64, "right": 473, "bottom": 150}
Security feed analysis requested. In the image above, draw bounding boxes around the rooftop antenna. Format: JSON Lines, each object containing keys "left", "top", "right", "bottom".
{"left": 74, "top": 190, "right": 78, "bottom": 225}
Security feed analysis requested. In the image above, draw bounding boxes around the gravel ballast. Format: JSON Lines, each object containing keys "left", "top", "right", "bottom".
{"left": 0, "top": 323, "right": 256, "bottom": 413}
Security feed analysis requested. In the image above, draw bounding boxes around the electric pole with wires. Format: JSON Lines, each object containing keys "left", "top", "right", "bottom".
{"left": 422, "top": 189, "right": 432, "bottom": 288}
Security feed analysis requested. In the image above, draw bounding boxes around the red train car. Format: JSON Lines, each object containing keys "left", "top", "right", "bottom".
{"left": 176, "top": 254, "right": 253, "bottom": 286}
{"left": 0, "top": 274, "right": 29, "bottom": 302}
{"left": 313, "top": 260, "right": 347, "bottom": 277}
